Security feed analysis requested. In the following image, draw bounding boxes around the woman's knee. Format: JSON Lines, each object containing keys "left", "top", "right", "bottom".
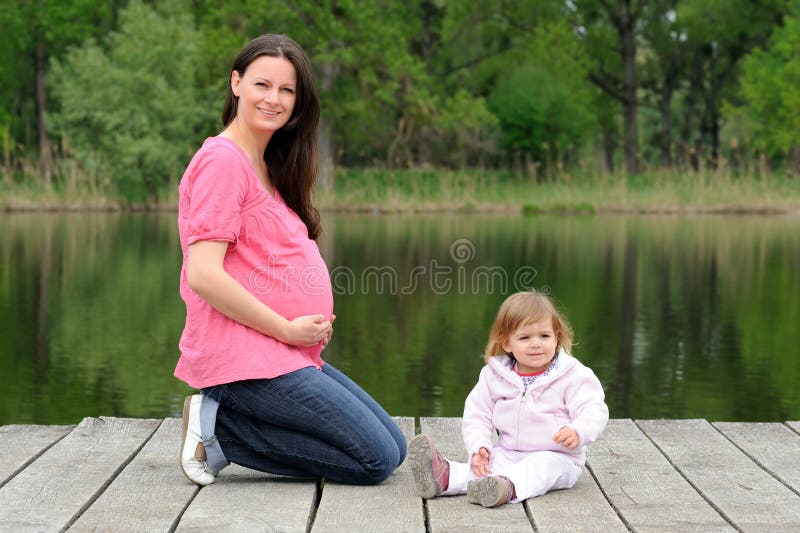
{"left": 359, "top": 439, "right": 402, "bottom": 484}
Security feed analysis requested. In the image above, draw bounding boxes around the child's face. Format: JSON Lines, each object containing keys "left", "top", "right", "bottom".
{"left": 502, "top": 318, "right": 558, "bottom": 374}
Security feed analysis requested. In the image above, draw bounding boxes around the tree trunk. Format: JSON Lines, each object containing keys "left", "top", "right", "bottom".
{"left": 602, "top": 127, "right": 616, "bottom": 173}
{"left": 659, "top": 85, "right": 673, "bottom": 168}
{"left": 35, "top": 34, "right": 53, "bottom": 186}
{"left": 706, "top": 66, "right": 733, "bottom": 171}
{"left": 621, "top": 97, "right": 638, "bottom": 174}
{"left": 316, "top": 61, "right": 339, "bottom": 192}
{"left": 679, "top": 55, "right": 703, "bottom": 171}
{"left": 708, "top": 106, "right": 720, "bottom": 170}
{"left": 619, "top": 1, "right": 639, "bottom": 174}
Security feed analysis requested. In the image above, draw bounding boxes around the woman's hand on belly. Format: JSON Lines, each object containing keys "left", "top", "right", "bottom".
{"left": 281, "top": 314, "right": 333, "bottom": 347}
{"left": 321, "top": 314, "right": 336, "bottom": 347}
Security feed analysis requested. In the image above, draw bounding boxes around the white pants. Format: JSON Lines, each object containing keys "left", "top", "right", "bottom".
{"left": 441, "top": 447, "right": 581, "bottom": 503}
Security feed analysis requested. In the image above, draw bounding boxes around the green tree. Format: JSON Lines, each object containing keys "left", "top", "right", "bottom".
{"left": 49, "top": 0, "right": 211, "bottom": 201}
{"left": 676, "top": 0, "right": 790, "bottom": 169}
{"left": 0, "top": 0, "right": 114, "bottom": 185}
{"left": 194, "top": 1, "right": 431, "bottom": 180}
{"left": 571, "top": 0, "right": 646, "bottom": 175}
{"left": 425, "top": 1, "right": 602, "bottom": 170}
{"left": 487, "top": 21, "right": 596, "bottom": 173}
{"left": 639, "top": 0, "right": 686, "bottom": 168}
{"left": 738, "top": 8, "right": 800, "bottom": 173}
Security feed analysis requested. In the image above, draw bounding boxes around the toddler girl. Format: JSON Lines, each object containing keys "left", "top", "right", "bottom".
{"left": 409, "top": 290, "right": 608, "bottom": 507}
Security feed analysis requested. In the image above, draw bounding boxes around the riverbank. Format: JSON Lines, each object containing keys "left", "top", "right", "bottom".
{"left": 3, "top": 168, "right": 798, "bottom": 214}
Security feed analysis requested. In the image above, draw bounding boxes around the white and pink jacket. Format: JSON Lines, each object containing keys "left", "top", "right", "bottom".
{"left": 462, "top": 350, "right": 609, "bottom": 466}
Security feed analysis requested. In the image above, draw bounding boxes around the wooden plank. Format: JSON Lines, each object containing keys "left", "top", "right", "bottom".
{"left": 637, "top": 419, "right": 800, "bottom": 531}
{"left": 525, "top": 470, "right": 627, "bottom": 533}
{"left": 420, "top": 417, "right": 533, "bottom": 532}
{"left": 312, "top": 417, "right": 424, "bottom": 532}
{"left": 527, "top": 437, "right": 628, "bottom": 532}
{"left": 715, "top": 422, "right": 800, "bottom": 494}
{"left": 176, "top": 462, "right": 317, "bottom": 532}
{"left": 587, "top": 419, "right": 731, "bottom": 532}
{"left": 69, "top": 418, "right": 198, "bottom": 532}
{"left": 0, "top": 417, "right": 159, "bottom": 532}
{"left": 0, "top": 424, "right": 72, "bottom": 487}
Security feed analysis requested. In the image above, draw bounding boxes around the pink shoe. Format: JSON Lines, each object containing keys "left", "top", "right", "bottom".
{"left": 467, "top": 475, "right": 515, "bottom": 507}
{"left": 408, "top": 434, "right": 450, "bottom": 499}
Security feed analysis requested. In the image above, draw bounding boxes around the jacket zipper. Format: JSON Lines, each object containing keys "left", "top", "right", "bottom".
{"left": 516, "top": 389, "right": 527, "bottom": 449}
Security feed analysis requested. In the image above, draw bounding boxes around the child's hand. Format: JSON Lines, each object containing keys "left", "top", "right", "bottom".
{"left": 553, "top": 427, "right": 580, "bottom": 449}
{"left": 470, "top": 447, "right": 492, "bottom": 477}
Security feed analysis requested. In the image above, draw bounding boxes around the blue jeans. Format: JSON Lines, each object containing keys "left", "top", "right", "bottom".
{"left": 203, "top": 363, "right": 406, "bottom": 485}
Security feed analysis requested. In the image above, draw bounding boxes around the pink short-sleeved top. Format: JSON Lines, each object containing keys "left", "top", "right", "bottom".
{"left": 174, "top": 136, "right": 334, "bottom": 389}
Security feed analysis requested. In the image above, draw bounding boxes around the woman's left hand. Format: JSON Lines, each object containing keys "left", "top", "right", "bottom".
{"left": 321, "top": 314, "right": 336, "bottom": 346}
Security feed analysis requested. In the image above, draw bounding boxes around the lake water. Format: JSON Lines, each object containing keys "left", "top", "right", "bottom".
{"left": 1, "top": 212, "right": 798, "bottom": 425}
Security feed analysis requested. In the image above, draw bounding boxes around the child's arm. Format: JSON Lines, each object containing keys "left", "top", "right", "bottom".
{"left": 561, "top": 367, "right": 609, "bottom": 447}
{"left": 462, "top": 366, "right": 497, "bottom": 465}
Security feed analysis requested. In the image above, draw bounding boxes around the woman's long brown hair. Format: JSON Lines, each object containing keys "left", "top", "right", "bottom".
{"left": 221, "top": 34, "right": 322, "bottom": 240}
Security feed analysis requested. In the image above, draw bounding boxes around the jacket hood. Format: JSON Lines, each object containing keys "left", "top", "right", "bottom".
{"left": 487, "top": 348, "right": 577, "bottom": 389}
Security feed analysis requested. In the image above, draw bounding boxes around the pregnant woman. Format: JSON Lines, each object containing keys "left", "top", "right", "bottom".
{"left": 175, "top": 33, "right": 406, "bottom": 486}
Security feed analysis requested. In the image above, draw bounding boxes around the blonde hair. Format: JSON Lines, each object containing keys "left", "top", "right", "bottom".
{"left": 483, "top": 291, "right": 573, "bottom": 364}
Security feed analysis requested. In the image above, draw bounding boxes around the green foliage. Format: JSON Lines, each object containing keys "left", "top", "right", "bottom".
{"left": 0, "top": 0, "right": 113, "bottom": 153}
{"left": 676, "top": 0, "right": 794, "bottom": 160}
{"left": 0, "top": 2, "right": 27, "bottom": 134}
{"left": 522, "top": 204, "right": 541, "bottom": 216}
{"left": 49, "top": 0, "right": 212, "bottom": 201}
{"left": 2, "top": 0, "right": 799, "bottom": 200}
{"left": 488, "top": 22, "right": 596, "bottom": 164}
{"left": 432, "top": 89, "right": 498, "bottom": 164}
{"left": 738, "top": 8, "right": 800, "bottom": 156}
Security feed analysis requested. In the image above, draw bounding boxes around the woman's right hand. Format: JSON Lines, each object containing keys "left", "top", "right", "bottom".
{"left": 281, "top": 314, "right": 332, "bottom": 347}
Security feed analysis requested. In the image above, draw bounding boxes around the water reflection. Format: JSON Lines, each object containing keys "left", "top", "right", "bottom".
{"left": 1, "top": 213, "right": 798, "bottom": 424}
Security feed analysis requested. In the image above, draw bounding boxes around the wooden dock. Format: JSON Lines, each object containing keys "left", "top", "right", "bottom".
{"left": 1, "top": 417, "right": 800, "bottom": 532}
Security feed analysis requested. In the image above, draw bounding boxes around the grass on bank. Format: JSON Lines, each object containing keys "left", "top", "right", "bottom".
{"left": 2, "top": 163, "right": 799, "bottom": 214}
{"left": 314, "top": 167, "right": 799, "bottom": 215}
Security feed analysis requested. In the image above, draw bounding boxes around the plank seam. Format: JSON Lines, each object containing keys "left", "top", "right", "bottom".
{"left": 59, "top": 417, "right": 163, "bottom": 532}
{"left": 713, "top": 422, "right": 800, "bottom": 498}
{"left": 168, "top": 484, "right": 201, "bottom": 533}
{"left": 0, "top": 425, "right": 74, "bottom": 491}
{"left": 414, "top": 418, "right": 433, "bottom": 533}
{"left": 421, "top": 497, "right": 431, "bottom": 533}
{"left": 633, "top": 420, "right": 743, "bottom": 533}
{"left": 521, "top": 499, "right": 539, "bottom": 532}
{"left": 305, "top": 477, "right": 324, "bottom": 533}
{"left": 584, "top": 461, "right": 634, "bottom": 532}
{"left": 784, "top": 422, "right": 800, "bottom": 437}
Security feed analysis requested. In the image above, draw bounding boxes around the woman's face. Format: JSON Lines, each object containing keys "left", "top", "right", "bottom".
{"left": 231, "top": 55, "right": 297, "bottom": 136}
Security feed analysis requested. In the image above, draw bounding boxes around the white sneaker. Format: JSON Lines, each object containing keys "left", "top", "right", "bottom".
{"left": 180, "top": 395, "right": 215, "bottom": 486}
